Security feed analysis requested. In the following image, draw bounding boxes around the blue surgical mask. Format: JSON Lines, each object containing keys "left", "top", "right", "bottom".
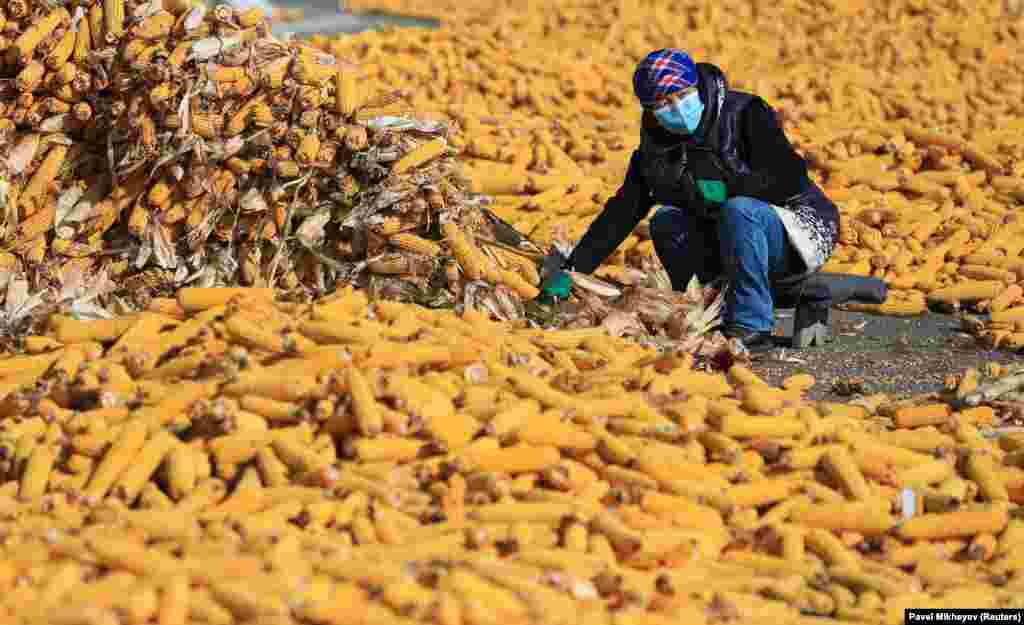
{"left": 653, "top": 90, "right": 704, "bottom": 135}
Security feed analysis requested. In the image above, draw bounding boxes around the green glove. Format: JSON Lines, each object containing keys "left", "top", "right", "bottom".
{"left": 696, "top": 179, "right": 728, "bottom": 204}
{"left": 537, "top": 271, "right": 573, "bottom": 304}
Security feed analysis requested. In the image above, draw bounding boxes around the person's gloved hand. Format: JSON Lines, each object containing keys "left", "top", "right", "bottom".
{"left": 538, "top": 271, "right": 573, "bottom": 303}
{"left": 696, "top": 178, "right": 728, "bottom": 204}
{"left": 538, "top": 248, "right": 573, "bottom": 303}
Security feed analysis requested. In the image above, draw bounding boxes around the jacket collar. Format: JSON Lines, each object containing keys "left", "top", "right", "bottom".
{"left": 693, "top": 62, "right": 728, "bottom": 143}
{"left": 639, "top": 62, "right": 729, "bottom": 148}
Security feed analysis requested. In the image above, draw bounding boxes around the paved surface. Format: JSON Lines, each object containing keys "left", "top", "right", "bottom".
{"left": 755, "top": 309, "right": 1024, "bottom": 402}
{"left": 265, "top": 0, "right": 439, "bottom": 37}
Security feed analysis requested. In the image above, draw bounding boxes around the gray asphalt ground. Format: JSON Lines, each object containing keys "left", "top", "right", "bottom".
{"left": 268, "top": 0, "right": 439, "bottom": 37}
{"left": 759, "top": 309, "right": 1023, "bottom": 402}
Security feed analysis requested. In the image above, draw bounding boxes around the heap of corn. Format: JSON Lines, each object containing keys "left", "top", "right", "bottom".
{"left": 0, "top": 0, "right": 726, "bottom": 348}
{"left": 0, "top": 2, "right": 418, "bottom": 296}
{"left": 323, "top": 0, "right": 1023, "bottom": 309}
{"left": 0, "top": 3, "right": 554, "bottom": 331}
{"left": 0, "top": 287, "right": 1023, "bottom": 623}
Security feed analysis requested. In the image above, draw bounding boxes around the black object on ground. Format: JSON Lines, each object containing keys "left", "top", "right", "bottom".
{"left": 755, "top": 309, "right": 1024, "bottom": 402}
{"left": 772, "top": 272, "right": 888, "bottom": 348}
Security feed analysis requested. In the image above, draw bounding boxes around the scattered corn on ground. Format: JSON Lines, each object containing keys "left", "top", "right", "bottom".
{"left": 2, "top": 1, "right": 1024, "bottom": 621}
{"left": 961, "top": 307, "right": 1024, "bottom": 354}
{"left": 1, "top": 288, "right": 1024, "bottom": 623}
{"left": 328, "top": 0, "right": 1023, "bottom": 309}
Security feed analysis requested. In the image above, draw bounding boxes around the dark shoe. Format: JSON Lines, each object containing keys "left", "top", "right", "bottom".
{"left": 773, "top": 271, "right": 887, "bottom": 347}
{"left": 722, "top": 325, "right": 777, "bottom": 353}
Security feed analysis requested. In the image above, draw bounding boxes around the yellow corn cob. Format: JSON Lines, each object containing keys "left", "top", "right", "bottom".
{"left": 389, "top": 232, "right": 443, "bottom": 256}
{"left": 393, "top": 138, "right": 448, "bottom": 174}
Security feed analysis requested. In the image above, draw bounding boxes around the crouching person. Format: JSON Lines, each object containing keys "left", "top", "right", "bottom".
{"left": 540, "top": 48, "right": 840, "bottom": 352}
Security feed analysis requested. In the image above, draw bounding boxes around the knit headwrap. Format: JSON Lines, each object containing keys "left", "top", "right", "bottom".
{"left": 633, "top": 48, "right": 699, "bottom": 109}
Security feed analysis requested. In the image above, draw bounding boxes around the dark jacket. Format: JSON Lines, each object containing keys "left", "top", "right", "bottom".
{"left": 567, "top": 63, "right": 840, "bottom": 278}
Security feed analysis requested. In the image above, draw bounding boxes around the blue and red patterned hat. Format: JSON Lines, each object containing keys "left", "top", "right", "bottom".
{"left": 633, "top": 48, "right": 699, "bottom": 109}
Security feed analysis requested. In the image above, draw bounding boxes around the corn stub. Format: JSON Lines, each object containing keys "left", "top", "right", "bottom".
{"left": 443, "top": 221, "right": 487, "bottom": 281}
{"left": 161, "top": 445, "right": 197, "bottom": 501}
{"left": 346, "top": 365, "right": 383, "bottom": 436}
{"left": 83, "top": 421, "right": 150, "bottom": 502}
{"left": 19, "top": 444, "right": 58, "bottom": 500}
{"left": 113, "top": 431, "right": 178, "bottom": 504}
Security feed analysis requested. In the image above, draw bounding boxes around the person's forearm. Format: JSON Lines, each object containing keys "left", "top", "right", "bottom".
{"left": 567, "top": 199, "right": 648, "bottom": 274}
{"left": 566, "top": 151, "right": 653, "bottom": 274}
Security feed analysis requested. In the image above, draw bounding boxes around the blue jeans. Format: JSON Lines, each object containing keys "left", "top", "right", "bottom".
{"left": 649, "top": 197, "right": 797, "bottom": 332}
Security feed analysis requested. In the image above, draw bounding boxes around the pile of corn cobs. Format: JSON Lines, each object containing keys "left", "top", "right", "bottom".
{"left": 0, "top": 0, "right": 724, "bottom": 353}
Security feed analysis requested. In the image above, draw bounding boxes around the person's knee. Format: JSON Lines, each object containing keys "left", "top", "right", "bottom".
{"left": 721, "top": 196, "right": 771, "bottom": 224}
{"left": 649, "top": 205, "right": 685, "bottom": 243}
